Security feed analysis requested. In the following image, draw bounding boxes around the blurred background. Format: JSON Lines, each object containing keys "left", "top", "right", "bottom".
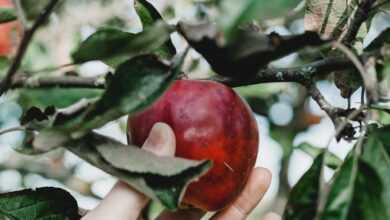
{"left": 0, "top": 0, "right": 389, "bottom": 219}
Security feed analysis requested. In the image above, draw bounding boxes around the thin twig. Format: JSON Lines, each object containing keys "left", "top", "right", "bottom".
{"left": 0, "top": 126, "right": 25, "bottom": 136}
{"left": 315, "top": 109, "right": 367, "bottom": 219}
{"left": 24, "top": 63, "right": 76, "bottom": 74}
{"left": 11, "top": 75, "right": 105, "bottom": 89}
{"left": 306, "top": 83, "right": 342, "bottom": 117}
{"left": 333, "top": 41, "right": 378, "bottom": 103}
{"left": 327, "top": 106, "right": 365, "bottom": 147}
{"left": 0, "top": 0, "right": 60, "bottom": 96}
{"left": 354, "top": 121, "right": 368, "bottom": 155}
{"left": 341, "top": 0, "right": 377, "bottom": 46}
{"left": 333, "top": 42, "right": 366, "bottom": 80}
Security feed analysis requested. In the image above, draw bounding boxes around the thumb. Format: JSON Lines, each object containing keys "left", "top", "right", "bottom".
{"left": 141, "top": 122, "right": 176, "bottom": 157}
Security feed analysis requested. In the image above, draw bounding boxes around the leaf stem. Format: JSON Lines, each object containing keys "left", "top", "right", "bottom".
{"left": 0, "top": 126, "right": 25, "bottom": 136}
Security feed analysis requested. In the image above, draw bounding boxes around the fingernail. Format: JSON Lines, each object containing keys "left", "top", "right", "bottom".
{"left": 142, "top": 122, "right": 176, "bottom": 156}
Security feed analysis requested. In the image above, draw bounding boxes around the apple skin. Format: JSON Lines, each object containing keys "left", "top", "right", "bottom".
{"left": 0, "top": 0, "right": 18, "bottom": 56}
{"left": 127, "top": 79, "right": 259, "bottom": 211}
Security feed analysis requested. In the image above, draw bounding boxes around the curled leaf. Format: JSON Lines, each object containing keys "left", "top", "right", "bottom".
{"left": 284, "top": 153, "right": 324, "bottom": 220}
{"left": 72, "top": 22, "right": 174, "bottom": 66}
{"left": 67, "top": 132, "right": 212, "bottom": 210}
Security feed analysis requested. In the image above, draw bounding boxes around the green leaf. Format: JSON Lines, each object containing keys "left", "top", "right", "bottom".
{"left": 134, "top": 0, "right": 176, "bottom": 58}
{"left": 347, "top": 161, "right": 388, "bottom": 220}
{"left": 179, "top": 22, "right": 327, "bottom": 78}
{"left": 284, "top": 153, "right": 324, "bottom": 220}
{"left": 219, "top": 0, "right": 301, "bottom": 41}
{"left": 365, "top": 28, "right": 390, "bottom": 51}
{"left": 67, "top": 132, "right": 211, "bottom": 210}
{"left": 72, "top": 22, "right": 174, "bottom": 65}
{"left": 321, "top": 136, "right": 389, "bottom": 220}
{"left": 360, "top": 126, "right": 390, "bottom": 218}
{"left": 17, "top": 88, "right": 102, "bottom": 110}
{"left": 296, "top": 143, "right": 343, "bottom": 169}
{"left": 0, "top": 187, "right": 80, "bottom": 220}
{"left": 0, "top": 7, "right": 16, "bottom": 24}
{"left": 64, "top": 54, "right": 182, "bottom": 138}
{"left": 371, "top": 101, "right": 390, "bottom": 114}
{"left": 321, "top": 149, "right": 360, "bottom": 219}
{"left": 373, "top": 125, "right": 390, "bottom": 155}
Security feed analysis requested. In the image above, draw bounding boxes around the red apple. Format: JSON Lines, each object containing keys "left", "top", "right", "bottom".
{"left": 0, "top": 0, "right": 18, "bottom": 56}
{"left": 127, "top": 79, "right": 259, "bottom": 211}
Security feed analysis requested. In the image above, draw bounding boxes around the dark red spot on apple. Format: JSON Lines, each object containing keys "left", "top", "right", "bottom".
{"left": 128, "top": 79, "right": 259, "bottom": 211}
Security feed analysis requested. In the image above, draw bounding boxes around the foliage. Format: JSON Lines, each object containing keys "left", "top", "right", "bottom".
{"left": 285, "top": 126, "right": 390, "bottom": 219}
{"left": 0, "top": 187, "right": 80, "bottom": 220}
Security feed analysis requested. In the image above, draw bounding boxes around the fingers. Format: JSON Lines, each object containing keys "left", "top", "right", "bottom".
{"left": 263, "top": 212, "right": 281, "bottom": 220}
{"left": 82, "top": 181, "right": 149, "bottom": 220}
{"left": 82, "top": 123, "right": 176, "bottom": 220}
{"left": 212, "top": 167, "right": 272, "bottom": 220}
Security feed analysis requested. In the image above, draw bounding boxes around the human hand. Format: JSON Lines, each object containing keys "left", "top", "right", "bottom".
{"left": 82, "top": 123, "right": 280, "bottom": 220}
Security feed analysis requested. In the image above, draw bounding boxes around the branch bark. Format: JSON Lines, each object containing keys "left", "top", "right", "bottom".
{"left": 11, "top": 75, "right": 105, "bottom": 89}
{"left": 7, "top": 52, "right": 373, "bottom": 91}
{"left": 0, "top": 0, "right": 60, "bottom": 95}
{"left": 208, "top": 56, "right": 354, "bottom": 87}
{"left": 306, "top": 83, "right": 342, "bottom": 118}
{"left": 341, "top": 0, "right": 377, "bottom": 46}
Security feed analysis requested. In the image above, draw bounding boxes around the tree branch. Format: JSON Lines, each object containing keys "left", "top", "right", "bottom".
{"left": 11, "top": 75, "right": 105, "bottom": 89}
{"left": 208, "top": 56, "right": 355, "bottom": 87}
{"left": 341, "top": 0, "right": 377, "bottom": 46}
{"left": 306, "top": 83, "right": 342, "bottom": 118}
{"left": 0, "top": 126, "right": 25, "bottom": 136}
{"left": 0, "top": 0, "right": 60, "bottom": 95}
